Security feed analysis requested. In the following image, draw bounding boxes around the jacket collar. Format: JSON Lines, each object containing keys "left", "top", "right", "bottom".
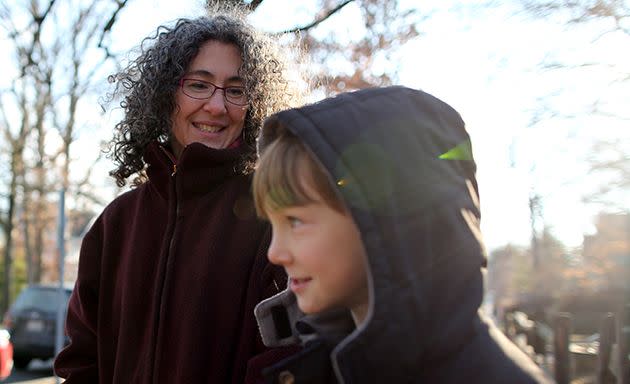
{"left": 255, "top": 289, "right": 355, "bottom": 348}
{"left": 143, "top": 141, "right": 251, "bottom": 200}
{"left": 256, "top": 290, "right": 355, "bottom": 384}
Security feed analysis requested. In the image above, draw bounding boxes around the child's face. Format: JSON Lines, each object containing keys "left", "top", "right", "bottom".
{"left": 266, "top": 198, "right": 369, "bottom": 320}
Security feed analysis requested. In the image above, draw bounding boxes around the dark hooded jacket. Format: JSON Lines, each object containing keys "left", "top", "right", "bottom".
{"left": 254, "top": 86, "right": 554, "bottom": 383}
{"left": 54, "top": 142, "right": 290, "bottom": 384}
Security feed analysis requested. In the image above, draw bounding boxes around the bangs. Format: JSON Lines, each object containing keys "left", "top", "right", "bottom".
{"left": 253, "top": 133, "right": 343, "bottom": 218}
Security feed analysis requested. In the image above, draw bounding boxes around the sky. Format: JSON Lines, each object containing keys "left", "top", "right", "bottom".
{"left": 393, "top": 1, "right": 628, "bottom": 250}
{"left": 4, "top": 0, "right": 628, "bottom": 252}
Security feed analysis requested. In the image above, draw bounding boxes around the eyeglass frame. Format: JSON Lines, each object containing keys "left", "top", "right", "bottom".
{"left": 178, "top": 77, "right": 249, "bottom": 106}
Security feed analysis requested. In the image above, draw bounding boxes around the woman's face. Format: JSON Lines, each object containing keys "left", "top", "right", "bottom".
{"left": 170, "top": 40, "right": 248, "bottom": 158}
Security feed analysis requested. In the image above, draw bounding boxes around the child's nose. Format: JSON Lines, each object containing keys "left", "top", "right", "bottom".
{"left": 267, "top": 235, "right": 291, "bottom": 266}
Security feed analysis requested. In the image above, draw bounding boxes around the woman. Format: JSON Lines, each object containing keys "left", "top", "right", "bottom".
{"left": 54, "top": 9, "right": 302, "bottom": 384}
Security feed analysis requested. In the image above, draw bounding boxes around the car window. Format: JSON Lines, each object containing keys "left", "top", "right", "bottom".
{"left": 11, "top": 288, "right": 71, "bottom": 313}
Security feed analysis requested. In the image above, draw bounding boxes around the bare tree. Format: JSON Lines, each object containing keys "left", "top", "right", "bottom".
{"left": 583, "top": 139, "right": 630, "bottom": 209}
{"left": 522, "top": 1, "right": 630, "bottom": 36}
{"left": 0, "top": 0, "right": 129, "bottom": 312}
{"left": 0, "top": 0, "right": 55, "bottom": 310}
{"left": 295, "top": 0, "right": 421, "bottom": 94}
{"left": 520, "top": 0, "right": 630, "bottom": 208}
{"left": 210, "top": 0, "right": 422, "bottom": 94}
{"left": 0, "top": 77, "right": 31, "bottom": 311}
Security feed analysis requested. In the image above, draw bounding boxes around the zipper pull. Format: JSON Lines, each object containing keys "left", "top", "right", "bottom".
{"left": 171, "top": 164, "right": 177, "bottom": 176}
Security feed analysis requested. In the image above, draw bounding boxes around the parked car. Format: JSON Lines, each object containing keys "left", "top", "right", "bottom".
{"left": 0, "top": 328, "right": 13, "bottom": 380}
{"left": 2, "top": 284, "right": 72, "bottom": 369}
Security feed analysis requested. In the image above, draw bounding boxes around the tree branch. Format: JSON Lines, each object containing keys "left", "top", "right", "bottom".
{"left": 249, "top": 0, "right": 264, "bottom": 10}
{"left": 97, "top": 0, "right": 130, "bottom": 59}
{"left": 275, "top": 0, "right": 355, "bottom": 35}
{"left": 25, "top": 0, "right": 58, "bottom": 71}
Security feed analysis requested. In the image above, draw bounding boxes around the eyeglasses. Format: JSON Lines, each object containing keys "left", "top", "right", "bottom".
{"left": 179, "top": 78, "right": 248, "bottom": 106}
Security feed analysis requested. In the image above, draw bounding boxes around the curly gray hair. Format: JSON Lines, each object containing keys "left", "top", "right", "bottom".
{"left": 108, "top": 9, "right": 300, "bottom": 187}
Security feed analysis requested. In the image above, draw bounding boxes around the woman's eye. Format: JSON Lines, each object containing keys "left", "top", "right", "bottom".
{"left": 183, "top": 79, "right": 210, "bottom": 91}
{"left": 226, "top": 87, "right": 245, "bottom": 97}
{"left": 189, "top": 82, "right": 209, "bottom": 90}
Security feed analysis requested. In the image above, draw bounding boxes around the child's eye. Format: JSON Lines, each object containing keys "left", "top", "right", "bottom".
{"left": 287, "top": 216, "right": 303, "bottom": 228}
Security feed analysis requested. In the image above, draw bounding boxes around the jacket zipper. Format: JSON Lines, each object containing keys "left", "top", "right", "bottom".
{"left": 150, "top": 152, "right": 180, "bottom": 384}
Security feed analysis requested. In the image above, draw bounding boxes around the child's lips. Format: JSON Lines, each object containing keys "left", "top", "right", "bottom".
{"left": 289, "top": 277, "right": 312, "bottom": 293}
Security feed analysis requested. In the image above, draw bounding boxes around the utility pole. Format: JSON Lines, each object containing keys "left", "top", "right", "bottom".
{"left": 55, "top": 188, "right": 66, "bottom": 384}
{"left": 54, "top": 142, "right": 69, "bottom": 382}
{"left": 529, "top": 193, "right": 543, "bottom": 271}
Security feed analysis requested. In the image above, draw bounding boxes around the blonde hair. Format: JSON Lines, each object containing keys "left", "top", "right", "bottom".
{"left": 253, "top": 128, "right": 345, "bottom": 218}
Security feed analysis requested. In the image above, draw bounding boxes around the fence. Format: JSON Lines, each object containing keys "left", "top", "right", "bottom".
{"left": 504, "top": 306, "right": 629, "bottom": 384}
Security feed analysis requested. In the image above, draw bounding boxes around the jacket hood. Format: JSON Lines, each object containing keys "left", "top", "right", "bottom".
{"left": 255, "top": 86, "right": 547, "bottom": 383}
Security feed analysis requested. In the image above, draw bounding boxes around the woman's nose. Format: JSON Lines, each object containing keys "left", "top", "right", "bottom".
{"left": 202, "top": 89, "right": 227, "bottom": 114}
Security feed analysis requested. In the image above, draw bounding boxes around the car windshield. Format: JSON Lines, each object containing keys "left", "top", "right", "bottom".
{"left": 11, "top": 287, "right": 71, "bottom": 313}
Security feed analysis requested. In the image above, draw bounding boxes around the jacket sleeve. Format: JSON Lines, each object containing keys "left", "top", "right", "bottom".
{"left": 53, "top": 222, "right": 101, "bottom": 382}
{"left": 243, "top": 227, "right": 301, "bottom": 384}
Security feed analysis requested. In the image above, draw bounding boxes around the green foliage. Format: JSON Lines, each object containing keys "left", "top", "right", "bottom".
{"left": 0, "top": 247, "right": 28, "bottom": 315}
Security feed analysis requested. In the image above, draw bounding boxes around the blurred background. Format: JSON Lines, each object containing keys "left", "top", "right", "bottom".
{"left": 0, "top": 0, "right": 628, "bottom": 382}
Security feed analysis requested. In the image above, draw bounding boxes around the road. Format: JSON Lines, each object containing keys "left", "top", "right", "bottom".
{"left": 3, "top": 359, "right": 57, "bottom": 383}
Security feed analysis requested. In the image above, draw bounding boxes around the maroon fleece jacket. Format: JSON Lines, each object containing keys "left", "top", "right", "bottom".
{"left": 54, "top": 142, "right": 289, "bottom": 383}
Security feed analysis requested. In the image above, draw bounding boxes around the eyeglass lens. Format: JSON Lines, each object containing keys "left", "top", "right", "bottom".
{"left": 181, "top": 78, "right": 247, "bottom": 106}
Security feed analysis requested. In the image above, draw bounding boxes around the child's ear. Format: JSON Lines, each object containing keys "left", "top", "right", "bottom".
{"left": 254, "top": 290, "right": 304, "bottom": 347}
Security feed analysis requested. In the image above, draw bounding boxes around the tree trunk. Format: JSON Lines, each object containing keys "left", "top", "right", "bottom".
{"left": 22, "top": 203, "right": 33, "bottom": 284}
{"left": 2, "top": 165, "right": 17, "bottom": 314}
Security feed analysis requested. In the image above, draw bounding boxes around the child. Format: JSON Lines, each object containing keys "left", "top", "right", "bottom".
{"left": 253, "top": 86, "right": 553, "bottom": 383}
